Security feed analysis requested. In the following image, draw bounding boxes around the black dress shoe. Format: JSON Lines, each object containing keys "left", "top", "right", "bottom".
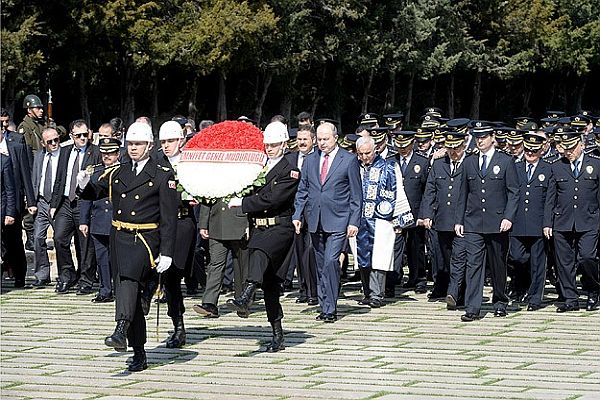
{"left": 13, "top": 280, "right": 26, "bottom": 288}
{"left": 414, "top": 285, "right": 428, "bottom": 294}
{"left": 128, "top": 346, "right": 147, "bottom": 372}
{"left": 402, "top": 281, "right": 417, "bottom": 289}
{"left": 192, "top": 303, "right": 219, "bottom": 318}
{"left": 369, "top": 299, "right": 383, "bottom": 308}
{"left": 323, "top": 313, "right": 337, "bottom": 323}
{"left": 446, "top": 294, "right": 457, "bottom": 310}
{"left": 556, "top": 303, "right": 580, "bottom": 313}
{"left": 92, "top": 294, "right": 114, "bottom": 303}
{"left": 295, "top": 296, "right": 309, "bottom": 303}
{"left": 357, "top": 296, "right": 371, "bottom": 305}
{"left": 586, "top": 293, "right": 599, "bottom": 312}
{"left": 461, "top": 313, "right": 480, "bottom": 322}
{"left": 494, "top": 309, "right": 507, "bottom": 317}
{"left": 56, "top": 282, "right": 71, "bottom": 294}
{"left": 307, "top": 298, "right": 318, "bottom": 306}
{"left": 32, "top": 278, "right": 51, "bottom": 288}
{"left": 527, "top": 304, "right": 542, "bottom": 311}
{"left": 76, "top": 286, "right": 95, "bottom": 295}
{"left": 315, "top": 312, "right": 326, "bottom": 321}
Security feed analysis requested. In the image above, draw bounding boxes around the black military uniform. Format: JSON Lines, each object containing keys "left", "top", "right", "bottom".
{"left": 226, "top": 156, "right": 300, "bottom": 352}
{"left": 79, "top": 155, "right": 178, "bottom": 368}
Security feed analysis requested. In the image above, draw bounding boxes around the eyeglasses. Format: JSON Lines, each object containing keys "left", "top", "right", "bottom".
{"left": 71, "top": 132, "right": 88, "bottom": 138}
{"left": 45, "top": 138, "right": 60, "bottom": 145}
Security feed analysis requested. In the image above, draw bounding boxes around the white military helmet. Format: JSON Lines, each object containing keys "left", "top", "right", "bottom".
{"left": 125, "top": 122, "right": 154, "bottom": 142}
{"left": 263, "top": 121, "right": 289, "bottom": 144}
{"left": 159, "top": 120, "right": 184, "bottom": 140}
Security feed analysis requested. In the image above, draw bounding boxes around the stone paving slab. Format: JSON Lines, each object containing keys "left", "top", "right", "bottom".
{"left": 2, "top": 278, "right": 600, "bottom": 400}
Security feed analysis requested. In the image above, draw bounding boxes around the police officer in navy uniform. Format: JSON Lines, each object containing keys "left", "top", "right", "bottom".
{"left": 509, "top": 133, "right": 553, "bottom": 311}
{"left": 77, "top": 122, "right": 178, "bottom": 371}
{"left": 387, "top": 130, "right": 429, "bottom": 295}
{"left": 543, "top": 129, "right": 600, "bottom": 312}
{"left": 455, "top": 122, "right": 519, "bottom": 321}
{"left": 227, "top": 121, "right": 300, "bottom": 352}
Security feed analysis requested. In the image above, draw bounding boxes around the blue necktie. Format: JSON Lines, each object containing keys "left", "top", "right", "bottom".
{"left": 401, "top": 158, "right": 407, "bottom": 175}
{"left": 480, "top": 154, "right": 487, "bottom": 176}
{"left": 527, "top": 163, "right": 533, "bottom": 182}
{"left": 573, "top": 160, "right": 580, "bottom": 178}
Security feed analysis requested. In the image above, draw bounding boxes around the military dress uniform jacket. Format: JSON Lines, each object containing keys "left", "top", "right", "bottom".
{"left": 198, "top": 200, "right": 248, "bottom": 241}
{"left": 79, "top": 171, "right": 113, "bottom": 236}
{"left": 395, "top": 151, "right": 429, "bottom": 219}
{"left": 512, "top": 160, "right": 552, "bottom": 237}
{"left": 78, "top": 157, "right": 179, "bottom": 281}
{"left": 456, "top": 150, "right": 520, "bottom": 234}
{"left": 17, "top": 115, "right": 44, "bottom": 152}
{"left": 242, "top": 157, "right": 300, "bottom": 280}
{"left": 420, "top": 154, "right": 470, "bottom": 232}
{"left": 543, "top": 154, "right": 600, "bottom": 232}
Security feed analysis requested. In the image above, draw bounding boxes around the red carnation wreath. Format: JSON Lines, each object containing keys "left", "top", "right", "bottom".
{"left": 178, "top": 121, "right": 267, "bottom": 203}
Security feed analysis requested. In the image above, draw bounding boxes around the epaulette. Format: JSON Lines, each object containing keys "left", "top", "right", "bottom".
{"left": 515, "top": 158, "right": 525, "bottom": 164}
{"left": 584, "top": 145, "right": 597, "bottom": 155}
{"left": 156, "top": 164, "right": 172, "bottom": 172}
{"left": 413, "top": 150, "right": 429, "bottom": 159}
{"left": 544, "top": 157, "right": 560, "bottom": 164}
{"left": 497, "top": 148, "right": 512, "bottom": 156}
{"left": 466, "top": 148, "right": 479, "bottom": 155}
{"left": 588, "top": 152, "right": 600, "bottom": 160}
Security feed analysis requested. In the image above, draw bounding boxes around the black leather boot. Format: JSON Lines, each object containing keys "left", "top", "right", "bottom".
{"left": 587, "top": 292, "right": 599, "bottom": 312}
{"left": 266, "top": 320, "right": 285, "bottom": 352}
{"left": 105, "top": 320, "right": 129, "bottom": 352}
{"left": 128, "top": 346, "right": 148, "bottom": 372}
{"left": 226, "top": 282, "right": 258, "bottom": 316}
{"left": 166, "top": 317, "right": 186, "bottom": 348}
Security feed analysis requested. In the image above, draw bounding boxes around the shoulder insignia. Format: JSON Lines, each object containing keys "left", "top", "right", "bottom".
{"left": 466, "top": 148, "right": 479, "bottom": 155}
{"left": 157, "top": 164, "right": 171, "bottom": 171}
{"left": 290, "top": 170, "right": 299, "bottom": 179}
{"left": 515, "top": 158, "right": 524, "bottom": 164}
{"left": 588, "top": 152, "right": 600, "bottom": 160}
{"left": 414, "top": 150, "right": 428, "bottom": 158}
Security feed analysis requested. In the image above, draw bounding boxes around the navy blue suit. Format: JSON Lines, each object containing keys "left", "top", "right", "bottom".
{"left": 457, "top": 149, "right": 519, "bottom": 315}
{"left": 293, "top": 147, "right": 362, "bottom": 316}
{"left": 544, "top": 154, "right": 600, "bottom": 306}
{"left": 509, "top": 159, "right": 552, "bottom": 307}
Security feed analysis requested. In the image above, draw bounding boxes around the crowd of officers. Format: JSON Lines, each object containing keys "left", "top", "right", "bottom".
{"left": 1, "top": 93, "right": 599, "bottom": 372}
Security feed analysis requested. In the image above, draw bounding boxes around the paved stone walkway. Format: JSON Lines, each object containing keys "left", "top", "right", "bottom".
{"left": 1, "top": 269, "right": 600, "bottom": 399}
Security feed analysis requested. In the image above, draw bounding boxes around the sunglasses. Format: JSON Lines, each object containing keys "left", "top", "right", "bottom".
{"left": 46, "top": 138, "right": 60, "bottom": 145}
{"left": 71, "top": 132, "right": 88, "bottom": 138}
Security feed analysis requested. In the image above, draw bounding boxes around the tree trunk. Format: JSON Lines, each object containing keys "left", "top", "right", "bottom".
{"left": 3, "top": 74, "right": 16, "bottom": 117}
{"left": 470, "top": 70, "right": 482, "bottom": 120}
{"left": 254, "top": 70, "right": 273, "bottom": 126}
{"left": 151, "top": 68, "right": 159, "bottom": 131}
{"left": 216, "top": 70, "right": 227, "bottom": 122}
{"left": 447, "top": 73, "right": 455, "bottom": 119}
{"left": 522, "top": 77, "right": 532, "bottom": 116}
{"left": 79, "top": 70, "right": 91, "bottom": 126}
{"left": 280, "top": 73, "right": 296, "bottom": 124}
{"left": 334, "top": 67, "right": 344, "bottom": 129}
{"left": 121, "top": 60, "right": 136, "bottom": 126}
{"left": 386, "top": 70, "right": 396, "bottom": 111}
{"left": 310, "top": 66, "right": 327, "bottom": 118}
{"left": 574, "top": 75, "right": 586, "bottom": 112}
{"left": 405, "top": 70, "right": 415, "bottom": 126}
{"left": 361, "top": 68, "right": 375, "bottom": 113}
{"left": 188, "top": 75, "right": 198, "bottom": 122}
{"left": 429, "top": 78, "right": 437, "bottom": 107}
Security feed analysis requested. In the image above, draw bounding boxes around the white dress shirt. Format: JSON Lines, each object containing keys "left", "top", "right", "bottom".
{"left": 320, "top": 145, "right": 339, "bottom": 175}
{"left": 39, "top": 149, "right": 60, "bottom": 197}
{"left": 64, "top": 146, "right": 87, "bottom": 197}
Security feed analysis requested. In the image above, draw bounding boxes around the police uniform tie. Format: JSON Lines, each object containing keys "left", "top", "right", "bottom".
{"left": 480, "top": 154, "right": 487, "bottom": 176}
{"left": 527, "top": 163, "right": 534, "bottom": 182}
{"left": 320, "top": 153, "right": 329, "bottom": 184}
{"left": 43, "top": 153, "right": 53, "bottom": 201}
{"left": 451, "top": 160, "right": 459, "bottom": 175}
{"left": 401, "top": 157, "right": 407, "bottom": 175}
{"left": 132, "top": 162, "right": 138, "bottom": 175}
{"left": 572, "top": 160, "right": 580, "bottom": 178}
{"left": 68, "top": 149, "right": 81, "bottom": 201}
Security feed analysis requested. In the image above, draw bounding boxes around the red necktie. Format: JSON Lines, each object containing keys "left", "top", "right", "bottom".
{"left": 320, "top": 153, "right": 329, "bottom": 184}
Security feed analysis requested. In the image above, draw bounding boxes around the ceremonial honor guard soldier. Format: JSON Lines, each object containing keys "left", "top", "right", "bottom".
{"left": 77, "top": 122, "right": 178, "bottom": 371}
{"left": 543, "top": 129, "right": 600, "bottom": 312}
{"left": 226, "top": 121, "right": 301, "bottom": 351}
{"left": 18, "top": 94, "right": 45, "bottom": 153}
{"left": 509, "top": 132, "right": 553, "bottom": 310}
{"left": 455, "top": 122, "right": 519, "bottom": 321}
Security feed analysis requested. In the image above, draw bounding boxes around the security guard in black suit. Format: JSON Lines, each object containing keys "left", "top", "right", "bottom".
{"left": 386, "top": 131, "right": 429, "bottom": 295}
{"left": 455, "top": 123, "right": 519, "bottom": 321}
{"left": 78, "top": 122, "right": 178, "bottom": 371}
{"left": 158, "top": 121, "right": 197, "bottom": 348}
{"left": 420, "top": 131, "right": 471, "bottom": 302}
{"left": 226, "top": 121, "right": 301, "bottom": 352}
{"left": 509, "top": 133, "right": 553, "bottom": 311}
{"left": 543, "top": 129, "right": 600, "bottom": 312}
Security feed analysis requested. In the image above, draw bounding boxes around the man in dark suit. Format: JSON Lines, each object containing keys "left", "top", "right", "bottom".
{"left": 292, "top": 122, "right": 362, "bottom": 322}
{"left": 509, "top": 133, "right": 553, "bottom": 310}
{"left": 226, "top": 121, "right": 301, "bottom": 351}
{"left": 1, "top": 129, "right": 35, "bottom": 287}
{"left": 544, "top": 130, "right": 600, "bottom": 312}
{"left": 284, "top": 125, "right": 318, "bottom": 305}
{"left": 31, "top": 128, "right": 63, "bottom": 287}
{"left": 455, "top": 123, "right": 519, "bottom": 321}
{"left": 51, "top": 120, "right": 101, "bottom": 293}
{"left": 387, "top": 130, "right": 429, "bottom": 295}
{"left": 1, "top": 151, "right": 16, "bottom": 267}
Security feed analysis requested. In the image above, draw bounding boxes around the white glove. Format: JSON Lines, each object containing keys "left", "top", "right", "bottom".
{"left": 228, "top": 197, "right": 243, "bottom": 208}
{"left": 155, "top": 255, "right": 172, "bottom": 273}
{"left": 77, "top": 170, "right": 91, "bottom": 189}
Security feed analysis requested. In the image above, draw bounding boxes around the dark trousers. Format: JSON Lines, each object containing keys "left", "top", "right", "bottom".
{"left": 509, "top": 236, "right": 547, "bottom": 306}
{"left": 463, "top": 232, "right": 509, "bottom": 314}
{"left": 188, "top": 234, "right": 208, "bottom": 291}
{"left": 203, "top": 238, "right": 248, "bottom": 305}
{"left": 164, "top": 265, "right": 185, "bottom": 318}
{"left": 431, "top": 230, "right": 454, "bottom": 296}
{"left": 292, "top": 228, "right": 317, "bottom": 299}
{"left": 553, "top": 230, "right": 600, "bottom": 305}
{"left": 2, "top": 214, "right": 27, "bottom": 284}
{"left": 247, "top": 249, "right": 283, "bottom": 322}
{"left": 92, "top": 234, "right": 112, "bottom": 297}
{"left": 33, "top": 197, "right": 53, "bottom": 281}
{"left": 447, "top": 234, "right": 467, "bottom": 302}
{"left": 54, "top": 198, "right": 96, "bottom": 286}
{"left": 311, "top": 230, "right": 346, "bottom": 315}
{"left": 387, "top": 226, "right": 427, "bottom": 289}
{"left": 114, "top": 274, "right": 146, "bottom": 347}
